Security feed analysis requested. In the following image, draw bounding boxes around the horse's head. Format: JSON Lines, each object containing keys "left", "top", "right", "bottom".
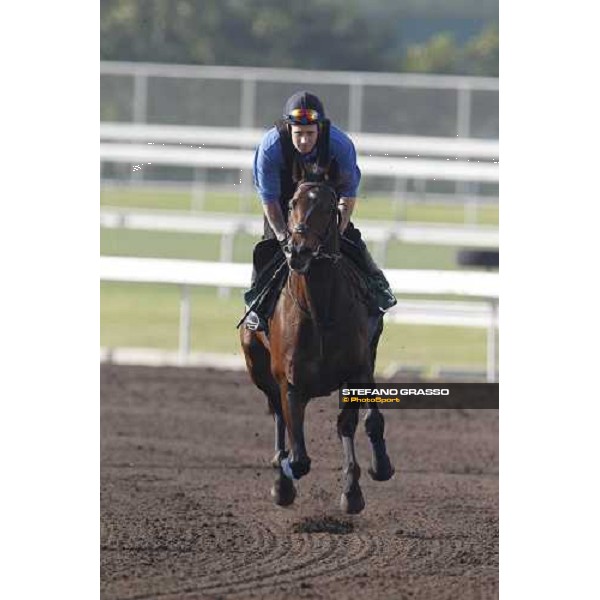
{"left": 285, "top": 179, "right": 340, "bottom": 274}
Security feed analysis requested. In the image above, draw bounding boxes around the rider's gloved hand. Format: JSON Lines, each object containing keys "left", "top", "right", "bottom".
{"left": 277, "top": 231, "right": 291, "bottom": 258}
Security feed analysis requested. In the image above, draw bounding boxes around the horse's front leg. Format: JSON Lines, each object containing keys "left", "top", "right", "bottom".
{"left": 364, "top": 402, "right": 395, "bottom": 481}
{"left": 267, "top": 385, "right": 288, "bottom": 468}
{"left": 280, "top": 382, "right": 312, "bottom": 480}
{"left": 271, "top": 379, "right": 296, "bottom": 507}
{"left": 271, "top": 409, "right": 288, "bottom": 468}
{"left": 338, "top": 405, "right": 365, "bottom": 514}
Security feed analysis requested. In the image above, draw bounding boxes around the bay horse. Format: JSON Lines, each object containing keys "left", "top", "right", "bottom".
{"left": 240, "top": 177, "right": 394, "bottom": 514}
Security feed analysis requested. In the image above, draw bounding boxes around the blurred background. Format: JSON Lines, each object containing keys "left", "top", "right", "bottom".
{"left": 100, "top": 0, "right": 499, "bottom": 381}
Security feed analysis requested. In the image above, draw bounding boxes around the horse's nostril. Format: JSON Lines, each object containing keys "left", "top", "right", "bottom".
{"left": 294, "top": 247, "right": 312, "bottom": 260}
{"left": 291, "top": 243, "right": 310, "bottom": 256}
{"left": 293, "top": 223, "right": 308, "bottom": 235}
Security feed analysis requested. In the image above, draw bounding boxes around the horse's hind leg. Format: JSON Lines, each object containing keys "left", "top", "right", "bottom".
{"left": 369, "top": 314, "right": 384, "bottom": 371}
{"left": 364, "top": 316, "right": 394, "bottom": 480}
{"left": 338, "top": 406, "right": 365, "bottom": 514}
{"left": 365, "top": 402, "right": 395, "bottom": 481}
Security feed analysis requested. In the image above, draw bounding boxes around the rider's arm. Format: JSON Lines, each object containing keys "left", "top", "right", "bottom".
{"left": 330, "top": 127, "right": 361, "bottom": 234}
{"left": 263, "top": 202, "right": 288, "bottom": 242}
{"left": 338, "top": 197, "right": 356, "bottom": 234}
{"left": 253, "top": 131, "right": 288, "bottom": 241}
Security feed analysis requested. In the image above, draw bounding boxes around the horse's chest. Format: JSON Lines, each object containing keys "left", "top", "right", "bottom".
{"left": 289, "top": 323, "right": 366, "bottom": 389}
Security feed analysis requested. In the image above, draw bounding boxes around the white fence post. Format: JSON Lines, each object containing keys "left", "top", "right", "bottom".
{"left": 238, "top": 168, "right": 254, "bottom": 213}
{"left": 393, "top": 177, "right": 407, "bottom": 222}
{"left": 457, "top": 84, "right": 472, "bottom": 138}
{"left": 179, "top": 284, "right": 191, "bottom": 364}
{"left": 131, "top": 73, "right": 148, "bottom": 184}
{"left": 374, "top": 236, "right": 390, "bottom": 267}
{"left": 348, "top": 81, "right": 363, "bottom": 133}
{"left": 133, "top": 72, "right": 148, "bottom": 124}
{"left": 218, "top": 233, "right": 235, "bottom": 299}
{"left": 240, "top": 76, "right": 256, "bottom": 129}
{"left": 191, "top": 167, "right": 206, "bottom": 212}
{"left": 486, "top": 299, "right": 498, "bottom": 383}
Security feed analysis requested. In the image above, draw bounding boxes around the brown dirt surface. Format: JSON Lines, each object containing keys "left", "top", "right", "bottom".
{"left": 101, "top": 365, "right": 498, "bottom": 600}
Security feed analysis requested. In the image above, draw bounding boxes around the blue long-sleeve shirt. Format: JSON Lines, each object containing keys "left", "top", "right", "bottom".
{"left": 253, "top": 124, "right": 361, "bottom": 204}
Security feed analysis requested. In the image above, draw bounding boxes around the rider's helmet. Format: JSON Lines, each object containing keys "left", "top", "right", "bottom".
{"left": 283, "top": 91, "right": 326, "bottom": 125}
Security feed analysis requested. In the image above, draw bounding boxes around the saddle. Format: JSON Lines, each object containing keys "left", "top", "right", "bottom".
{"left": 243, "top": 239, "right": 288, "bottom": 310}
{"left": 243, "top": 237, "right": 381, "bottom": 327}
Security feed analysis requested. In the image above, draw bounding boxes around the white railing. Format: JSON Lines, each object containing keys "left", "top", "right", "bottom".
{"left": 101, "top": 61, "right": 498, "bottom": 137}
{"left": 101, "top": 61, "right": 500, "bottom": 89}
{"left": 100, "top": 256, "right": 499, "bottom": 381}
{"left": 100, "top": 122, "right": 499, "bottom": 160}
{"left": 100, "top": 207, "right": 498, "bottom": 269}
{"left": 100, "top": 143, "right": 499, "bottom": 183}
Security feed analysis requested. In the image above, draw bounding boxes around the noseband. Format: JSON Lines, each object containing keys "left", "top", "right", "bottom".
{"left": 289, "top": 183, "right": 341, "bottom": 262}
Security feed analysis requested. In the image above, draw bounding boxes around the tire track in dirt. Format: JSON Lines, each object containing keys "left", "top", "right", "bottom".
{"left": 127, "top": 529, "right": 378, "bottom": 599}
{"left": 196, "top": 531, "right": 342, "bottom": 595}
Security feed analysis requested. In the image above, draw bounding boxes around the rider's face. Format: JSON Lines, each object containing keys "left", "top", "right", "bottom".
{"left": 290, "top": 124, "right": 319, "bottom": 155}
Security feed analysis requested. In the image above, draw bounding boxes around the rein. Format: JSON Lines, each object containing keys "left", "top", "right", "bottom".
{"left": 289, "top": 182, "right": 342, "bottom": 263}
{"left": 285, "top": 181, "right": 342, "bottom": 355}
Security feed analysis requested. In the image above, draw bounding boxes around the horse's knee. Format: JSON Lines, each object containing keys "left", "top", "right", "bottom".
{"left": 364, "top": 408, "right": 385, "bottom": 440}
{"left": 337, "top": 410, "right": 359, "bottom": 438}
{"left": 241, "top": 329, "right": 260, "bottom": 354}
{"left": 240, "top": 326, "right": 252, "bottom": 348}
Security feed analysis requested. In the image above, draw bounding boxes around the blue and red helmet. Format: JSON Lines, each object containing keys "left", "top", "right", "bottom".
{"left": 283, "top": 91, "right": 326, "bottom": 125}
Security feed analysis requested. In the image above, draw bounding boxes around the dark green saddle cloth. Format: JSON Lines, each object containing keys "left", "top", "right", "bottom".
{"left": 243, "top": 239, "right": 287, "bottom": 308}
{"left": 244, "top": 238, "right": 396, "bottom": 315}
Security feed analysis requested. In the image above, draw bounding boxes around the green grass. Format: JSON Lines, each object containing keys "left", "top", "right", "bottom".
{"left": 101, "top": 187, "right": 195, "bottom": 211}
{"left": 101, "top": 187, "right": 498, "bottom": 225}
{"left": 100, "top": 186, "right": 496, "bottom": 372}
{"left": 101, "top": 282, "right": 487, "bottom": 373}
{"left": 101, "top": 228, "right": 224, "bottom": 261}
{"left": 360, "top": 195, "right": 499, "bottom": 225}
{"left": 101, "top": 283, "right": 243, "bottom": 353}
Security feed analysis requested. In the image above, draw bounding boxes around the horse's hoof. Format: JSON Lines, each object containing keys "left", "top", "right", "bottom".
{"left": 368, "top": 460, "right": 395, "bottom": 482}
{"left": 340, "top": 488, "right": 365, "bottom": 514}
{"left": 271, "top": 474, "right": 296, "bottom": 507}
{"left": 271, "top": 449, "right": 289, "bottom": 468}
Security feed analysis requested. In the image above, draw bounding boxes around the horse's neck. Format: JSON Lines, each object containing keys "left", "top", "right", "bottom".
{"left": 292, "top": 261, "right": 338, "bottom": 326}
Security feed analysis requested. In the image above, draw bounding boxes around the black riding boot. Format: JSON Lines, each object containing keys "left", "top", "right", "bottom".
{"left": 244, "top": 264, "right": 268, "bottom": 331}
{"left": 360, "top": 245, "right": 397, "bottom": 312}
{"left": 341, "top": 223, "right": 397, "bottom": 312}
{"left": 243, "top": 237, "right": 288, "bottom": 332}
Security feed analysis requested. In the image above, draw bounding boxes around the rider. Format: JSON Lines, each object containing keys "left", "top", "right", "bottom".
{"left": 244, "top": 90, "right": 396, "bottom": 332}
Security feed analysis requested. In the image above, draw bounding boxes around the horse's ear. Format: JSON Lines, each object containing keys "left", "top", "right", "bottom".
{"left": 319, "top": 161, "right": 332, "bottom": 181}
{"left": 292, "top": 156, "right": 306, "bottom": 183}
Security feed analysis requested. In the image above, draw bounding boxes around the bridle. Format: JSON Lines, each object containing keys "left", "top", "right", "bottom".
{"left": 287, "top": 181, "right": 341, "bottom": 263}
{"left": 284, "top": 181, "right": 342, "bottom": 347}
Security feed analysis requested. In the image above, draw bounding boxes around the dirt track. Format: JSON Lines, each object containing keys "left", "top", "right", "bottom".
{"left": 101, "top": 365, "right": 498, "bottom": 600}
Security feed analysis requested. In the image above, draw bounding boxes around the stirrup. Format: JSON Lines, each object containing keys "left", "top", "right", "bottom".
{"left": 379, "top": 288, "right": 398, "bottom": 312}
{"left": 244, "top": 311, "right": 267, "bottom": 332}
{"left": 370, "top": 273, "right": 397, "bottom": 312}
